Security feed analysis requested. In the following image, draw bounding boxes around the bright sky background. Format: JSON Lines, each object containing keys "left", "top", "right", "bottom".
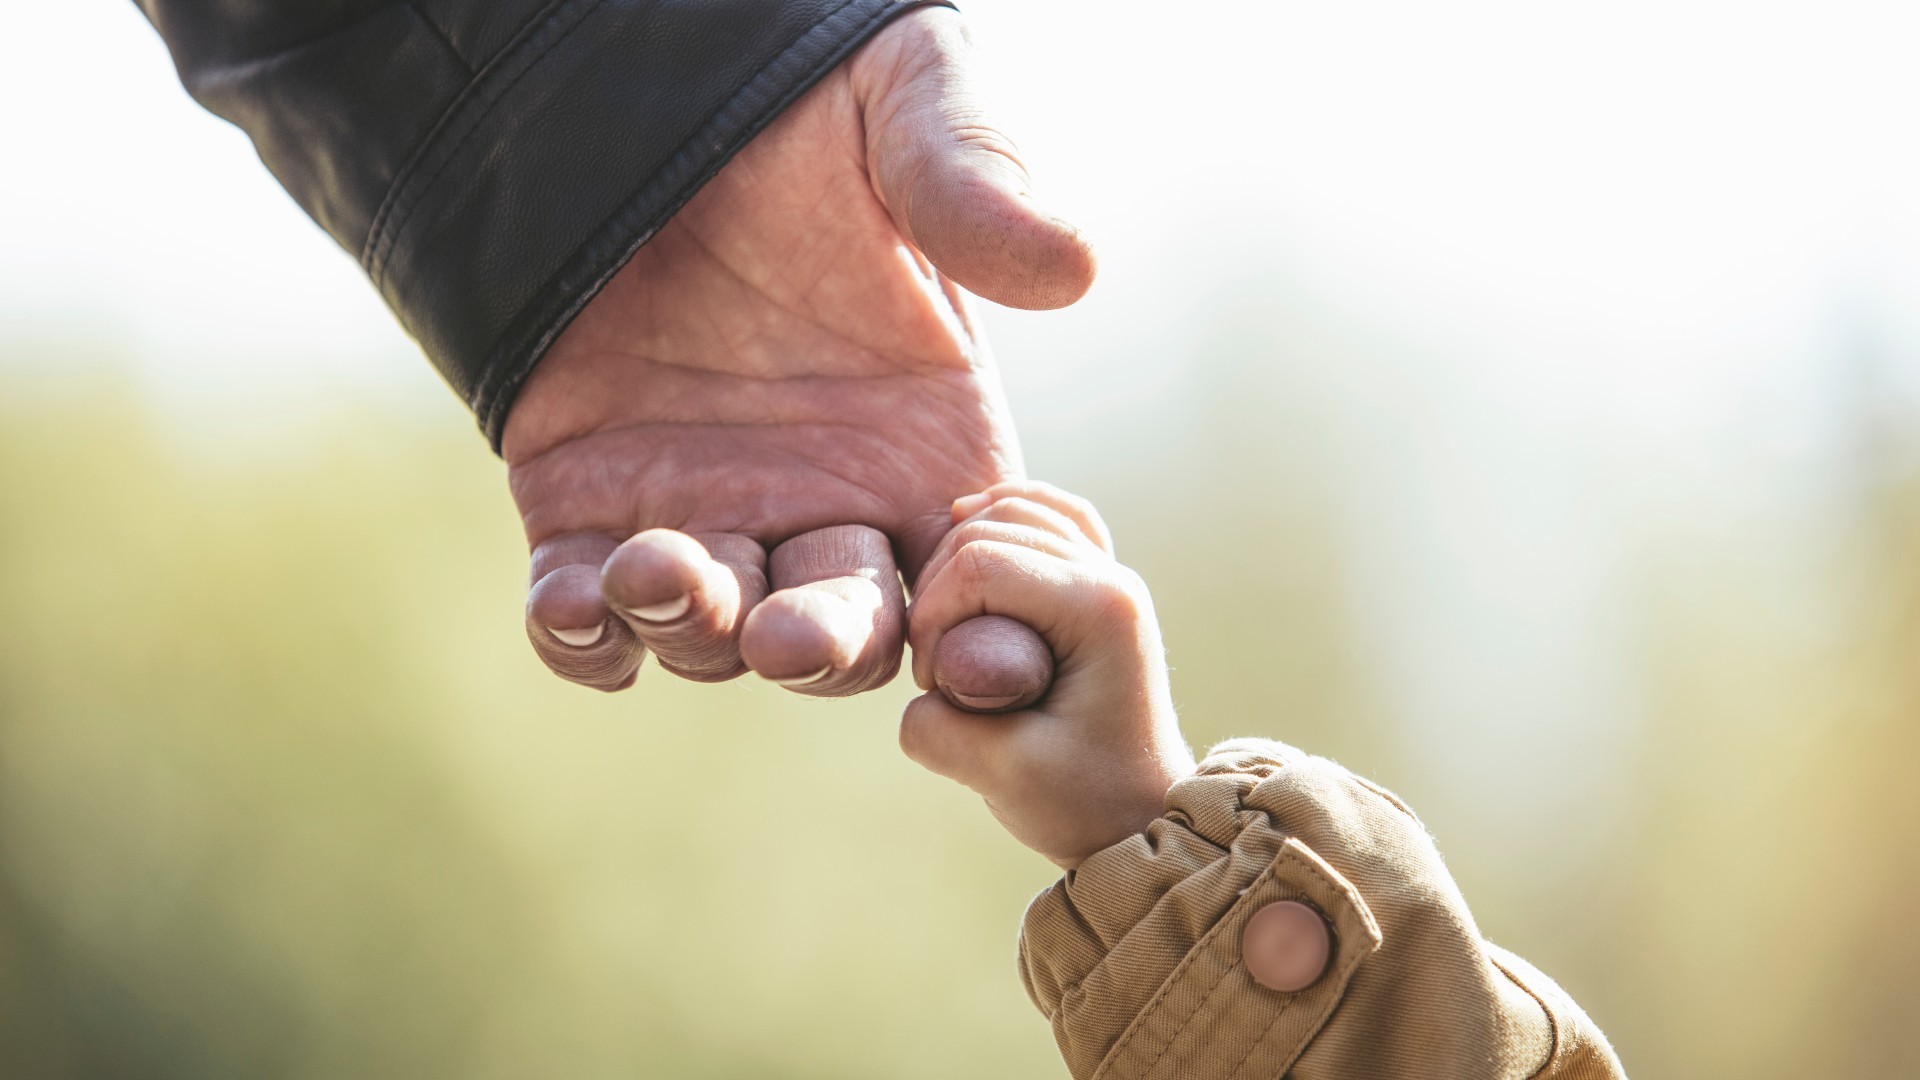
{"left": 4, "top": 1, "right": 1918, "bottom": 853}
{"left": 5, "top": 3, "right": 1916, "bottom": 411}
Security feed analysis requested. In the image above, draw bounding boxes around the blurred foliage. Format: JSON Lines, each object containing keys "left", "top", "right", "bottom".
{"left": 0, "top": 376, "right": 1059, "bottom": 1079}
{"left": 0, "top": 358, "right": 1915, "bottom": 1079}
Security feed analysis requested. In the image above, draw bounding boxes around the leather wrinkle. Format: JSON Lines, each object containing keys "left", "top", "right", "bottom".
{"left": 178, "top": 4, "right": 405, "bottom": 103}
{"left": 161, "top": 0, "right": 400, "bottom": 81}
{"left": 363, "top": 0, "right": 594, "bottom": 280}
{"left": 404, "top": 0, "right": 475, "bottom": 74}
{"left": 157, "top": 2, "right": 465, "bottom": 256}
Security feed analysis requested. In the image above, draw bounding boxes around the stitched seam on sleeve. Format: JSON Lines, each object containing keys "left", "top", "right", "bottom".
{"left": 1081, "top": 837, "right": 1381, "bottom": 1080}
{"left": 1226, "top": 999, "right": 1294, "bottom": 1080}
{"left": 1492, "top": 954, "right": 1562, "bottom": 1080}
{"left": 1053, "top": 843, "right": 1232, "bottom": 1005}
{"left": 1130, "top": 959, "right": 1239, "bottom": 1080}
{"left": 1274, "top": 844, "right": 1362, "bottom": 923}
{"left": 1090, "top": 858, "right": 1285, "bottom": 1079}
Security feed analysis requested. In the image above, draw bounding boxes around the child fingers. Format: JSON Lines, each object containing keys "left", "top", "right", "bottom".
{"left": 951, "top": 482, "right": 1114, "bottom": 555}
{"left": 909, "top": 539, "right": 1146, "bottom": 691}
{"left": 907, "top": 525, "right": 1080, "bottom": 691}
{"left": 956, "top": 496, "right": 1101, "bottom": 555}
{"left": 914, "top": 516, "right": 1088, "bottom": 601}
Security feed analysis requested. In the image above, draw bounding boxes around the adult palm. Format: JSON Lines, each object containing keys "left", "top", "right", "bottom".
{"left": 503, "top": 8, "right": 1093, "bottom": 696}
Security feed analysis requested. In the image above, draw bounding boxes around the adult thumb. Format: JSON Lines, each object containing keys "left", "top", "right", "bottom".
{"left": 856, "top": 9, "right": 1096, "bottom": 310}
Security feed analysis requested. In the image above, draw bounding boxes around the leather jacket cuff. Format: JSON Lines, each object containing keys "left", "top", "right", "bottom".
{"left": 145, "top": 0, "right": 949, "bottom": 450}
{"left": 376, "top": 0, "right": 954, "bottom": 449}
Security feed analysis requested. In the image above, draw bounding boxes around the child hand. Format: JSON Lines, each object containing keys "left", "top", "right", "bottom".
{"left": 901, "top": 482, "right": 1195, "bottom": 868}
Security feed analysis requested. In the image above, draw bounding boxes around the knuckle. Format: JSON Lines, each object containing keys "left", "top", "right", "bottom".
{"left": 988, "top": 496, "right": 1053, "bottom": 529}
{"left": 906, "top": 598, "right": 936, "bottom": 640}
{"left": 1087, "top": 566, "right": 1151, "bottom": 621}
{"left": 952, "top": 519, "right": 1000, "bottom": 547}
{"left": 897, "top": 710, "right": 930, "bottom": 762}
{"left": 997, "top": 486, "right": 1103, "bottom": 545}
{"left": 1027, "top": 479, "right": 1071, "bottom": 503}
{"left": 897, "top": 704, "right": 946, "bottom": 769}
{"left": 952, "top": 539, "right": 1010, "bottom": 582}
{"left": 1057, "top": 492, "right": 1104, "bottom": 533}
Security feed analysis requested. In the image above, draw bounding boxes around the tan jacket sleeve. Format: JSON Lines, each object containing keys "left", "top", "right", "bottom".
{"left": 1018, "top": 739, "right": 1626, "bottom": 1080}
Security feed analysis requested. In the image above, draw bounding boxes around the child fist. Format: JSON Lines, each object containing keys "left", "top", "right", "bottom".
{"left": 902, "top": 482, "right": 1195, "bottom": 868}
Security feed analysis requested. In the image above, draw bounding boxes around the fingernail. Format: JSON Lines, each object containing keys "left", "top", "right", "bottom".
{"left": 624, "top": 594, "right": 692, "bottom": 623}
{"left": 951, "top": 492, "right": 993, "bottom": 520}
{"left": 950, "top": 692, "right": 1024, "bottom": 712}
{"left": 768, "top": 664, "right": 833, "bottom": 687}
{"left": 548, "top": 623, "right": 605, "bottom": 648}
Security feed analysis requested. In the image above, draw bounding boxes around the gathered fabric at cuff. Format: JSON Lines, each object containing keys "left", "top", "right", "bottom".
{"left": 1019, "top": 738, "right": 1625, "bottom": 1080}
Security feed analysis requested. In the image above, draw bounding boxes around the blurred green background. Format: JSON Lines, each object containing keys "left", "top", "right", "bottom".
{"left": 2, "top": 352, "right": 1915, "bottom": 1078}
{"left": 6, "top": 1, "right": 1920, "bottom": 1077}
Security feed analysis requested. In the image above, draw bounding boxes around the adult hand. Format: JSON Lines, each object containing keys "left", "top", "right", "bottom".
{"left": 504, "top": 7, "right": 1093, "bottom": 696}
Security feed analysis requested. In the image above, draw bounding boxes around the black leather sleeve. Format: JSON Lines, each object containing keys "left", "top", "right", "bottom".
{"left": 134, "top": 0, "right": 947, "bottom": 448}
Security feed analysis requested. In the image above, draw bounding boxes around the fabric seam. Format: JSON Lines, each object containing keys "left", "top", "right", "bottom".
{"left": 1226, "top": 999, "right": 1293, "bottom": 1080}
{"left": 1092, "top": 858, "right": 1286, "bottom": 1080}
{"left": 1130, "top": 956, "right": 1240, "bottom": 1080}
{"left": 1083, "top": 840, "right": 1379, "bottom": 1080}
{"left": 1493, "top": 953, "right": 1562, "bottom": 1080}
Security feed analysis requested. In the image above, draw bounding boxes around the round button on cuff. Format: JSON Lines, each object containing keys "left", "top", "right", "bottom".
{"left": 1242, "top": 900, "right": 1332, "bottom": 993}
